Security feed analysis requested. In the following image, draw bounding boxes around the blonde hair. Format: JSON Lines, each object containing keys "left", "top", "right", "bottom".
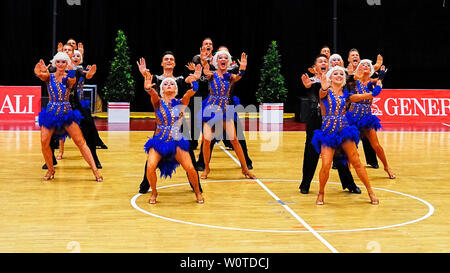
{"left": 159, "top": 78, "right": 178, "bottom": 97}
{"left": 355, "top": 59, "right": 374, "bottom": 76}
{"left": 212, "top": 50, "right": 232, "bottom": 69}
{"left": 51, "top": 52, "right": 72, "bottom": 67}
{"left": 326, "top": 66, "right": 347, "bottom": 86}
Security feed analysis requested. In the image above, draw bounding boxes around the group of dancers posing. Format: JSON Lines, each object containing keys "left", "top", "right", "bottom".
{"left": 299, "top": 45, "right": 396, "bottom": 205}
{"left": 34, "top": 38, "right": 394, "bottom": 206}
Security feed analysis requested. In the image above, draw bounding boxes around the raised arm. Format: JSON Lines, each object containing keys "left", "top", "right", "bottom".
{"left": 319, "top": 73, "right": 329, "bottom": 98}
{"left": 374, "top": 54, "right": 383, "bottom": 71}
{"left": 137, "top": 57, "right": 150, "bottom": 78}
{"left": 181, "top": 81, "right": 199, "bottom": 106}
{"left": 301, "top": 73, "right": 313, "bottom": 89}
{"left": 34, "top": 59, "right": 51, "bottom": 82}
{"left": 84, "top": 64, "right": 97, "bottom": 79}
{"left": 78, "top": 43, "right": 84, "bottom": 57}
{"left": 231, "top": 52, "right": 247, "bottom": 83}
{"left": 185, "top": 64, "right": 202, "bottom": 84}
{"left": 143, "top": 72, "right": 160, "bottom": 107}
{"left": 349, "top": 80, "right": 382, "bottom": 102}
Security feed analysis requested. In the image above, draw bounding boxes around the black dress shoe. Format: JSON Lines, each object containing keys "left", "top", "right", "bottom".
{"left": 97, "top": 144, "right": 108, "bottom": 149}
{"left": 369, "top": 163, "right": 379, "bottom": 169}
{"left": 299, "top": 188, "right": 309, "bottom": 194}
{"left": 96, "top": 162, "right": 103, "bottom": 169}
{"left": 247, "top": 162, "right": 253, "bottom": 170}
{"left": 139, "top": 187, "right": 150, "bottom": 194}
{"left": 346, "top": 186, "right": 362, "bottom": 194}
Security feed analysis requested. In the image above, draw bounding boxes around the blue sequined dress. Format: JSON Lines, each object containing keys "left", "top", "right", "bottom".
{"left": 312, "top": 89, "right": 360, "bottom": 155}
{"left": 346, "top": 80, "right": 382, "bottom": 131}
{"left": 144, "top": 99, "right": 190, "bottom": 178}
{"left": 38, "top": 73, "right": 83, "bottom": 140}
{"left": 200, "top": 71, "right": 236, "bottom": 124}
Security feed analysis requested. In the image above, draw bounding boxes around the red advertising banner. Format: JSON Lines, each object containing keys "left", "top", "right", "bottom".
{"left": 0, "top": 86, "right": 41, "bottom": 121}
{"left": 371, "top": 89, "right": 450, "bottom": 123}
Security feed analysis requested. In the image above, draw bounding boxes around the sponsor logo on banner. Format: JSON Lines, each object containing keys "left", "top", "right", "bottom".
{"left": 0, "top": 86, "right": 41, "bottom": 121}
{"left": 371, "top": 89, "right": 450, "bottom": 123}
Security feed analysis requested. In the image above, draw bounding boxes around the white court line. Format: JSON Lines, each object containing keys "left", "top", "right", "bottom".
{"left": 218, "top": 145, "right": 339, "bottom": 253}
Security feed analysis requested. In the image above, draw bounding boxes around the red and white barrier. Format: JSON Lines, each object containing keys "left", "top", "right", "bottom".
{"left": 108, "top": 102, "right": 130, "bottom": 123}
{"left": 0, "top": 86, "right": 41, "bottom": 121}
{"left": 259, "top": 103, "right": 284, "bottom": 124}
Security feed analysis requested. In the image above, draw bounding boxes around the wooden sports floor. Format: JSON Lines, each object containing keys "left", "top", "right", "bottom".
{"left": 0, "top": 118, "right": 449, "bottom": 253}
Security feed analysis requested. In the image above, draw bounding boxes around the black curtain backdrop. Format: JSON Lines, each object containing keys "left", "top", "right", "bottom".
{"left": 1, "top": 0, "right": 449, "bottom": 112}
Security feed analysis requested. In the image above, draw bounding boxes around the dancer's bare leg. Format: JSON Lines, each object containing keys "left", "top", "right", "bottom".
{"left": 341, "top": 141, "right": 379, "bottom": 204}
{"left": 146, "top": 149, "right": 161, "bottom": 204}
{"left": 175, "top": 148, "right": 204, "bottom": 203}
{"left": 316, "top": 146, "right": 334, "bottom": 205}
{"left": 364, "top": 129, "right": 395, "bottom": 179}
{"left": 41, "top": 127, "right": 56, "bottom": 180}
{"left": 225, "top": 120, "right": 255, "bottom": 179}
{"left": 57, "top": 139, "right": 64, "bottom": 160}
{"left": 65, "top": 122, "right": 102, "bottom": 182}
{"left": 201, "top": 123, "right": 213, "bottom": 179}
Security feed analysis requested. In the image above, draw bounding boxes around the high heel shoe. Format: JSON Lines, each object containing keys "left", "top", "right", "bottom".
{"left": 385, "top": 168, "right": 396, "bottom": 179}
{"left": 369, "top": 193, "right": 379, "bottom": 205}
{"left": 43, "top": 170, "right": 55, "bottom": 181}
{"left": 242, "top": 169, "right": 256, "bottom": 179}
{"left": 149, "top": 193, "right": 158, "bottom": 204}
{"left": 196, "top": 193, "right": 204, "bottom": 204}
{"left": 316, "top": 192, "right": 324, "bottom": 205}
{"left": 200, "top": 168, "right": 210, "bottom": 179}
{"left": 93, "top": 170, "right": 103, "bottom": 182}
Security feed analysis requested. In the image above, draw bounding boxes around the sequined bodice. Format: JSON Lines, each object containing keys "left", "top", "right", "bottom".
{"left": 46, "top": 73, "right": 73, "bottom": 115}
{"left": 154, "top": 100, "right": 183, "bottom": 141}
{"left": 205, "top": 71, "right": 232, "bottom": 109}
{"left": 321, "top": 89, "right": 350, "bottom": 134}
{"left": 348, "top": 80, "right": 373, "bottom": 119}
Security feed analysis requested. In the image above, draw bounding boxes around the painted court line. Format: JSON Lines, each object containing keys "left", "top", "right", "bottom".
{"left": 218, "top": 145, "right": 339, "bottom": 253}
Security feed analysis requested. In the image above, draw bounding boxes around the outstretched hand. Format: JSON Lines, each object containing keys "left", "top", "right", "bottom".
{"left": 320, "top": 72, "right": 328, "bottom": 91}
{"left": 347, "top": 63, "right": 354, "bottom": 75}
{"left": 144, "top": 72, "right": 155, "bottom": 91}
{"left": 185, "top": 62, "right": 196, "bottom": 71}
{"left": 354, "top": 65, "right": 364, "bottom": 80}
{"left": 85, "top": 64, "right": 97, "bottom": 79}
{"left": 203, "top": 63, "right": 213, "bottom": 77}
{"left": 301, "top": 73, "right": 313, "bottom": 88}
{"left": 137, "top": 57, "right": 150, "bottom": 78}
{"left": 34, "top": 59, "right": 50, "bottom": 75}
{"left": 57, "top": 43, "right": 63, "bottom": 52}
{"left": 78, "top": 43, "right": 84, "bottom": 56}
{"left": 237, "top": 53, "right": 248, "bottom": 70}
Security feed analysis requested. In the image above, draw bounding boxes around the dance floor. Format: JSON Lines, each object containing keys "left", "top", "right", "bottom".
{"left": 0, "top": 115, "right": 449, "bottom": 253}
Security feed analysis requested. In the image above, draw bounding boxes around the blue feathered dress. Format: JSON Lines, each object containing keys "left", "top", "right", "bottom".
{"left": 346, "top": 80, "right": 382, "bottom": 131}
{"left": 144, "top": 99, "right": 190, "bottom": 178}
{"left": 38, "top": 73, "right": 83, "bottom": 140}
{"left": 312, "top": 89, "right": 360, "bottom": 161}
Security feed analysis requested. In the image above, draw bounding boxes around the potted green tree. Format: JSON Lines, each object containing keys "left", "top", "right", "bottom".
{"left": 102, "top": 30, "right": 135, "bottom": 123}
{"left": 256, "top": 41, "right": 288, "bottom": 124}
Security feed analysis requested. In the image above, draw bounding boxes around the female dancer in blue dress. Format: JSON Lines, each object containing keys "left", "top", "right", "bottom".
{"left": 346, "top": 59, "right": 395, "bottom": 179}
{"left": 34, "top": 52, "right": 103, "bottom": 182}
{"left": 142, "top": 71, "right": 204, "bottom": 204}
{"left": 200, "top": 50, "right": 256, "bottom": 180}
{"left": 312, "top": 66, "right": 379, "bottom": 205}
